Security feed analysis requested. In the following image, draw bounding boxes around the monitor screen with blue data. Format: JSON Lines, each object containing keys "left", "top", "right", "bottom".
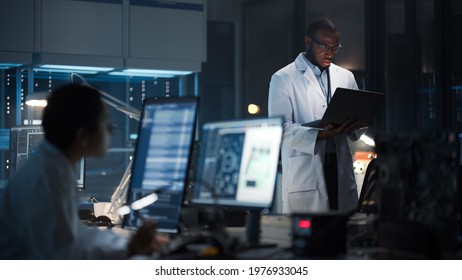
{"left": 191, "top": 117, "right": 283, "bottom": 210}
{"left": 9, "top": 126, "right": 85, "bottom": 190}
{"left": 123, "top": 96, "right": 198, "bottom": 233}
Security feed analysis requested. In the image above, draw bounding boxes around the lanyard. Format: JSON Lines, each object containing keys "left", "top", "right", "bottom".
{"left": 326, "top": 68, "right": 331, "bottom": 104}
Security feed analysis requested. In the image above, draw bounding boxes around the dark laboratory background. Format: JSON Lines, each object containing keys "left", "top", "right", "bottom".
{"left": 0, "top": 0, "right": 462, "bottom": 257}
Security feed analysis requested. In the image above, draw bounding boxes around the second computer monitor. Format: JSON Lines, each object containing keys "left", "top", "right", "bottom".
{"left": 192, "top": 117, "right": 283, "bottom": 210}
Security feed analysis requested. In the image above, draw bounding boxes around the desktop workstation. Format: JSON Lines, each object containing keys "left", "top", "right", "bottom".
{"left": 88, "top": 93, "right": 460, "bottom": 260}
{"left": 5, "top": 90, "right": 461, "bottom": 260}
{"left": 114, "top": 95, "right": 288, "bottom": 259}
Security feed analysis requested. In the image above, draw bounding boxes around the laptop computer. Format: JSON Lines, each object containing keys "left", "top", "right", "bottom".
{"left": 304, "top": 87, "right": 385, "bottom": 129}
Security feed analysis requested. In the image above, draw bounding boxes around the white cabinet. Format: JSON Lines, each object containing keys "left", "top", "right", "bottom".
{"left": 0, "top": 0, "right": 206, "bottom": 71}
{"left": 0, "top": 0, "right": 35, "bottom": 53}
{"left": 129, "top": 0, "right": 206, "bottom": 63}
{"left": 0, "top": 0, "right": 35, "bottom": 64}
{"left": 41, "top": 0, "right": 123, "bottom": 57}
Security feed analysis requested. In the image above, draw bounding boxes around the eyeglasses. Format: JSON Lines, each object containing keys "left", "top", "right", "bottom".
{"left": 311, "top": 38, "right": 342, "bottom": 54}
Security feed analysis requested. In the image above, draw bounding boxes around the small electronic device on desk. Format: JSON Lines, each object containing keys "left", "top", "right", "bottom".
{"left": 153, "top": 220, "right": 291, "bottom": 260}
{"left": 152, "top": 228, "right": 240, "bottom": 259}
{"left": 292, "top": 211, "right": 355, "bottom": 258}
{"left": 78, "top": 202, "right": 115, "bottom": 228}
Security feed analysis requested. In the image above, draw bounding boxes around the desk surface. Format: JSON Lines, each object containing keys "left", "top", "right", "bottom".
{"left": 110, "top": 215, "right": 293, "bottom": 259}
{"left": 110, "top": 213, "right": 462, "bottom": 260}
{"left": 227, "top": 215, "right": 292, "bottom": 247}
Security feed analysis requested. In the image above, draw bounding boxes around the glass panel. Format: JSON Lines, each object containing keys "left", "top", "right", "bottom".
{"left": 381, "top": 0, "right": 436, "bottom": 132}
{"left": 383, "top": 0, "right": 411, "bottom": 132}
{"left": 417, "top": 0, "right": 437, "bottom": 130}
{"left": 452, "top": 0, "right": 462, "bottom": 131}
{"left": 0, "top": 68, "right": 197, "bottom": 203}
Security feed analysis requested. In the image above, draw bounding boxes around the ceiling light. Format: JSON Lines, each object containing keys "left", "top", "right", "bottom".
{"left": 25, "top": 91, "right": 50, "bottom": 107}
{"left": 39, "top": 64, "right": 114, "bottom": 72}
{"left": 109, "top": 68, "right": 193, "bottom": 78}
{"left": 34, "top": 68, "right": 99, "bottom": 74}
{"left": 0, "top": 63, "right": 23, "bottom": 69}
{"left": 108, "top": 71, "right": 174, "bottom": 78}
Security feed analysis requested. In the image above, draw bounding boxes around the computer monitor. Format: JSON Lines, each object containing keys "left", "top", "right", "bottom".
{"left": 191, "top": 117, "right": 283, "bottom": 245}
{"left": 192, "top": 117, "right": 283, "bottom": 209}
{"left": 122, "top": 96, "right": 199, "bottom": 234}
{"left": 9, "top": 126, "right": 85, "bottom": 190}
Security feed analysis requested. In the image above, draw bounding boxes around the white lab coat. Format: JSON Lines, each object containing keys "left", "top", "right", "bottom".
{"left": 0, "top": 140, "right": 128, "bottom": 259}
{"left": 268, "top": 53, "right": 364, "bottom": 214}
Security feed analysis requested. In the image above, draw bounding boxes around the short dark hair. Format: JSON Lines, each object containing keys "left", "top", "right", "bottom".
{"left": 42, "top": 84, "right": 104, "bottom": 150}
{"left": 306, "top": 17, "right": 338, "bottom": 38}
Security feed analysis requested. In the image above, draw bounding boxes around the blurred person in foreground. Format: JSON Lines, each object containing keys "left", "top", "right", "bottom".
{"left": 0, "top": 84, "right": 168, "bottom": 259}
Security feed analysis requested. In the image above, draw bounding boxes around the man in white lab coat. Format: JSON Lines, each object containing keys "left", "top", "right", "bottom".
{"left": 268, "top": 17, "right": 365, "bottom": 214}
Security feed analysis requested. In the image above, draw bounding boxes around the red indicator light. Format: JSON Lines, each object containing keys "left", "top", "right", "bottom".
{"left": 298, "top": 219, "right": 311, "bottom": 229}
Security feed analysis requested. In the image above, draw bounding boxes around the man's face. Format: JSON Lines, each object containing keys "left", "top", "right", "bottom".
{"left": 305, "top": 30, "right": 341, "bottom": 70}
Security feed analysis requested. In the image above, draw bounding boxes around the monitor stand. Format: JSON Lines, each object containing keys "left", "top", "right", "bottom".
{"left": 245, "top": 210, "right": 277, "bottom": 248}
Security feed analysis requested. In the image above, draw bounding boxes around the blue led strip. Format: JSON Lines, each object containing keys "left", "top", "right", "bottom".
{"left": 70, "top": 0, "right": 124, "bottom": 4}
{"left": 130, "top": 0, "right": 204, "bottom": 11}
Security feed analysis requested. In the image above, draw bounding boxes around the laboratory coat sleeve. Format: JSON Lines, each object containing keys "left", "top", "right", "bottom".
{"left": 25, "top": 174, "right": 77, "bottom": 259}
{"left": 268, "top": 73, "right": 318, "bottom": 155}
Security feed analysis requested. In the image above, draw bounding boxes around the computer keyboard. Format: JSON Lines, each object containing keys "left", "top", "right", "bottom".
{"left": 80, "top": 215, "right": 115, "bottom": 228}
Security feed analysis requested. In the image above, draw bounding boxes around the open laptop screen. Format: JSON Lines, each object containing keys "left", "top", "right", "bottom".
{"left": 192, "top": 117, "right": 283, "bottom": 210}
{"left": 123, "top": 96, "right": 198, "bottom": 233}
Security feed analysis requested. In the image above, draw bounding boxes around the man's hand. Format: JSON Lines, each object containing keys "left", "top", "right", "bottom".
{"left": 316, "top": 119, "right": 362, "bottom": 140}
